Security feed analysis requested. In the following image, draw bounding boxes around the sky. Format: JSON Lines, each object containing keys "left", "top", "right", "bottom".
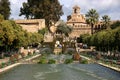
{"left": 10, "top": 0, "right": 120, "bottom": 21}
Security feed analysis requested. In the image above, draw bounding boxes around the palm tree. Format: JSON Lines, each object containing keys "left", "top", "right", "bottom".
{"left": 85, "top": 9, "right": 99, "bottom": 34}
{"left": 101, "top": 15, "right": 111, "bottom": 29}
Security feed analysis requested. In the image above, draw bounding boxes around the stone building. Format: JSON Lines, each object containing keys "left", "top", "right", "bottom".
{"left": 15, "top": 19, "right": 45, "bottom": 33}
{"left": 94, "top": 22, "right": 104, "bottom": 32}
{"left": 66, "top": 5, "right": 91, "bottom": 38}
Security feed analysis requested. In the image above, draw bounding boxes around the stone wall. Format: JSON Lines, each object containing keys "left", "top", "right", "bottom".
{"left": 44, "top": 32, "right": 54, "bottom": 42}
{"left": 67, "top": 22, "right": 91, "bottom": 37}
{"left": 15, "top": 19, "right": 45, "bottom": 33}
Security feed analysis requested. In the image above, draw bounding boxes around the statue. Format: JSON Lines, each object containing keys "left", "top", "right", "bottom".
{"left": 72, "top": 52, "right": 81, "bottom": 61}
{"left": 55, "top": 40, "right": 62, "bottom": 48}
{"left": 54, "top": 40, "right": 62, "bottom": 54}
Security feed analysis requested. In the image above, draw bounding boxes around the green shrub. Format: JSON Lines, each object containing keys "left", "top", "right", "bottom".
{"left": 0, "top": 63, "right": 6, "bottom": 68}
{"left": 42, "top": 51, "right": 53, "bottom": 55}
{"left": 65, "top": 49, "right": 75, "bottom": 55}
{"left": 80, "top": 59, "right": 88, "bottom": 64}
{"left": 38, "top": 57, "right": 47, "bottom": 64}
{"left": 67, "top": 51, "right": 73, "bottom": 55}
{"left": 48, "top": 59, "right": 56, "bottom": 64}
{"left": 58, "top": 52, "right": 63, "bottom": 54}
{"left": 64, "top": 59, "right": 73, "bottom": 64}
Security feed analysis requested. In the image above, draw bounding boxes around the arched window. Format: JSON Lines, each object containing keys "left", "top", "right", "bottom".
{"left": 74, "top": 9, "right": 77, "bottom": 13}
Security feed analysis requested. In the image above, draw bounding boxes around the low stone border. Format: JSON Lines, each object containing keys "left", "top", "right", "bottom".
{"left": 80, "top": 55, "right": 120, "bottom": 72}
{"left": 0, "top": 63, "right": 21, "bottom": 73}
{"left": 24, "top": 54, "right": 41, "bottom": 62}
{"left": 80, "top": 55, "right": 91, "bottom": 60}
{"left": 0, "top": 54, "right": 41, "bottom": 74}
{"left": 98, "top": 62, "right": 120, "bottom": 72}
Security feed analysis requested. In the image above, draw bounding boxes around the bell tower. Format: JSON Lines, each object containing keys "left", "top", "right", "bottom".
{"left": 73, "top": 5, "right": 80, "bottom": 14}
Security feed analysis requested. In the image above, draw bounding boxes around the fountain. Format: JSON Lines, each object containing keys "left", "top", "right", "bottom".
{"left": 0, "top": 63, "right": 120, "bottom": 80}
{"left": 54, "top": 40, "right": 62, "bottom": 55}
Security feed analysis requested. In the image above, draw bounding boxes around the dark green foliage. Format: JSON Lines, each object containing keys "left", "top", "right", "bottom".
{"left": 38, "top": 56, "right": 47, "bottom": 64}
{"left": 79, "top": 27, "right": 120, "bottom": 52}
{"left": 38, "top": 27, "right": 48, "bottom": 35}
{"left": 19, "top": 2, "right": 31, "bottom": 19}
{"left": 65, "top": 49, "right": 75, "bottom": 55}
{"left": 20, "top": 0, "right": 63, "bottom": 27}
{"left": 0, "top": 0, "right": 10, "bottom": 19}
{"left": 111, "top": 21, "right": 120, "bottom": 29}
{"left": 0, "top": 14, "right": 4, "bottom": 22}
{"left": 0, "top": 63, "right": 6, "bottom": 68}
{"left": 48, "top": 59, "right": 56, "bottom": 64}
{"left": 80, "top": 59, "right": 88, "bottom": 64}
{"left": 0, "top": 18, "right": 43, "bottom": 52}
{"left": 56, "top": 21, "right": 72, "bottom": 37}
{"left": 67, "top": 51, "right": 74, "bottom": 55}
{"left": 101, "top": 15, "right": 111, "bottom": 29}
{"left": 79, "top": 34, "right": 90, "bottom": 44}
{"left": 64, "top": 59, "right": 73, "bottom": 64}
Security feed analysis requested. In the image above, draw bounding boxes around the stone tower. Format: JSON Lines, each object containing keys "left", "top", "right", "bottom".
{"left": 73, "top": 5, "right": 80, "bottom": 14}
{"left": 67, "top": 5, "right": 91, "bottom": 38}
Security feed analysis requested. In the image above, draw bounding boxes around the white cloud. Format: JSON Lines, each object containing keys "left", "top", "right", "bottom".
{"left": 59, "top": 0, "right": 120, "bottom": 21}
{"left": 10, "top": 0, "right": 120, "bottom": 21}
{"left": 10, "top": 0, "right": 18, "bottom": 4}
{"left": 10, "top": 0, "right": 27, "bottom": 19}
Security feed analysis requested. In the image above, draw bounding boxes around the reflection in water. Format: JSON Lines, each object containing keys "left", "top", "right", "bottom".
{"left": 0, "top": 64, "right": 120, "bottom": 80}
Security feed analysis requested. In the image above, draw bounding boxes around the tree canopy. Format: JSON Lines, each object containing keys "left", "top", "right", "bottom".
{"left": 0, "top": 14, "right": 4, "bottom": 22}
{"left": 19, "top": 0, "right": 63, "bottom": 27}
{"left": 79, "top": 27, "right": 120, "bottom": 52}
{"left": 0, "top": 15, "right": 43, "bottom": 52}
{"left": 38, "top": 27, "right": 48, "bottom": 35}
{"left": 110, "top": 21, "right": 120, "bottom": 29}
{"left": 101, "top": 15, "right": 111, "bottom": 29}
{"left": 56, "top": 21, "right": 72, "bottom": 37}
{"left": 0, "top": 0, "right": 11, "bottom": 19}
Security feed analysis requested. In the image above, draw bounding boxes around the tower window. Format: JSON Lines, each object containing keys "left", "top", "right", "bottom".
{"left": 74, "top": 9, "right": 77, "bottom": 13}
{"left": 73, "top": 23, "right": 74, "bottom": 26}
